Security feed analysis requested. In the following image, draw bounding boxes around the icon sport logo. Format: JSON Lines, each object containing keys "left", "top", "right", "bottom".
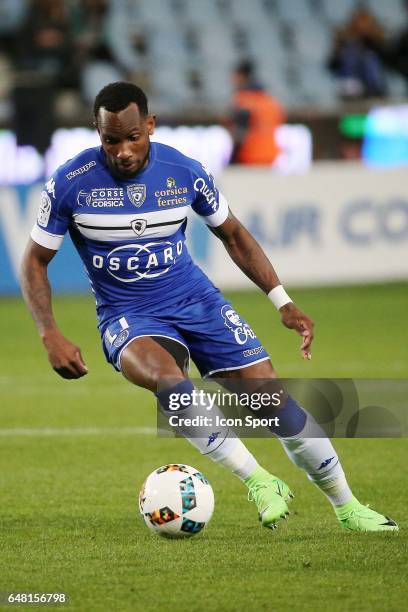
{"left": 127, "top": 184, "right": 146, "bottom": 207}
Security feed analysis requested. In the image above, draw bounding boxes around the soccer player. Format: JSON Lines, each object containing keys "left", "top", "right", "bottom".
{"left": 21, "top": 82, "right": 397, "bottom": 532}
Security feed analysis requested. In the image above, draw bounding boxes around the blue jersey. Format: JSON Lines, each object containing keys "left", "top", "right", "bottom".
{"left": 31, "top": 142, "right": 229, "bottom": 329}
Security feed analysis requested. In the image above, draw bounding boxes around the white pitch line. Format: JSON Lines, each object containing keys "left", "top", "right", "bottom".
{"left": 0, "top": 426, "right": 157, "bottom": 437}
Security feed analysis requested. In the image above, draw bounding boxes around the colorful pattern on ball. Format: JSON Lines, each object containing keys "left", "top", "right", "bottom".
{"left": 179, "top": 476, "right": 197, "bottom": 513}
{"left": 192, "top": 471, "right": 210, "bottom": 485}
{"left": 181, "top": 518, "right": 206, "bottom": 534}
{"left": 146, "top": 506, "right": 180, "bottom": 526}
{"left": 139, "top": 464, "right": 214, "bottom": 538}
{"left": 156, "top": 464, "right": 190, "bottom": 474}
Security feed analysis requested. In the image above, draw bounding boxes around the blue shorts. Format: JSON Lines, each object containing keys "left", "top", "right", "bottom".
{"left": 101, "top": 290, "right": 269, "bottom": 377}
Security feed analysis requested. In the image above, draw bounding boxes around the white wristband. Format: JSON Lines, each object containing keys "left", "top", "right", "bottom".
{"left": 268, "top": 285, "right": 293, "bottom": 310}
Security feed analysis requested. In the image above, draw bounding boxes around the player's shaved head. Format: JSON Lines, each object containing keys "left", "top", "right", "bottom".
{"left": 93, "top": 82, "right": 148, "bottom": 118}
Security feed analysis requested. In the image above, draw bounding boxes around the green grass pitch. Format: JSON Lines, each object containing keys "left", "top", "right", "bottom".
{"left": 0, "top": 283, "right": 407, "bottom": 611}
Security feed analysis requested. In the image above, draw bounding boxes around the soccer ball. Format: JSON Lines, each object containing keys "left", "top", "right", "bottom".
{"left": 139, "top": 464, "right": 215, "bottom": 538}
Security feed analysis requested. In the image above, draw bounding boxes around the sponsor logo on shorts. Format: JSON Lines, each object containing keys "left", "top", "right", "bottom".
{"left": 113, "top": 329, "right": 130, "bottom": 348}
{"left": 127, "top": 184, "right": 146, "bottom": 207}
{"left": 38, "top": 191, "right": 52, "bottom": 227}
{"left": 221, "top": 305, "right": 256, "bottom": 346}
{"left": 45, "top": 177, "right": 56, "bottom": 199}
{"left": 243, "top": 346, "right": 263, "bottom": 357}
{"left": 66, "top": 160, "right": 96, "bottom": 180}
{"left": 155, "top": 177, "right": 188, "bottom": 207}
{"left": 193, "top": 177, "right": 219, "bottom": 212}
{"left": 76, "top": 188, "right": 124, "bottom": 208}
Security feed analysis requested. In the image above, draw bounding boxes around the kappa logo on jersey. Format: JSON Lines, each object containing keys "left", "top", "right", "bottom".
{"left": 66, "top": 160, "right": 96, "bottom": 180}
{"left": 221, "top": 305, "right": 256, "bottom": 346}
{"left": 38, "top": 191, "right": 52, "bottom": 227}
{"left": 92, "top": 240, "right": 184, "bottom": 282}
{"left": 45, "top": 178, "right": 56, "bottom": 199}
{"left": 131, "top": 219, "right": 147, "bottom": 236}
{"left": 76, "top": 188, "right": 124, "bottom": 207}
{"left": 127, "top": 184, "right": 146, "bottom": 207}
{"left": 193, "top": 177, "right": 219, "bottom": 212}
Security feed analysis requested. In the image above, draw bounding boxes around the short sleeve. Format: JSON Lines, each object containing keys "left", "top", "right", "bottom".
{"left": 30, "top": 172, "right": 72, "bottom": 250}
{"left": 191, "top": 163, "right": 229, "bottom": 227}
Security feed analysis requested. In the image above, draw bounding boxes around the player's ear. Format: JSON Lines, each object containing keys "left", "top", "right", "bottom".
{"left": 147, "top": 114, "right": 156, "bottom": 135}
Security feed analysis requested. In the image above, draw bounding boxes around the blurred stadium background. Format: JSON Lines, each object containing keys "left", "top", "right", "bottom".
{"left": 0, "top": 0, "right": 408, "bottom": 294}
{"left": 1, "top": 2, "right": 407, "bottom": 610}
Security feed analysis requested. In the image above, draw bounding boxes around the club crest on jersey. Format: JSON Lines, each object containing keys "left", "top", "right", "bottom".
{"left": 127, "top": 184, "right": 146, "bottom": 208}
{"left": 131, "top": 219, "right": 147, "bottom": 236}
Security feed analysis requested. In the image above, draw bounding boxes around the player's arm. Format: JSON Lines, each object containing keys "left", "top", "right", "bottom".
{"left": 20, "top": 239, "right": 88, "bottom": 379}
{"left": 210, "top": 210, "right": 314, "bottom": 359}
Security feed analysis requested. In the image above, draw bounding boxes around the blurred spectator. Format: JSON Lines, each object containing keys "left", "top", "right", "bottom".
{"left": 70, "top": 0, "right": 109, "bottom": 64}
{"left": 0, "top": 0, "right": 26, "bottom": 121}
{"left": 228, "top": 60, "right": 285, "bottom": 165}
{"left": 328, "top": 7, "right": 388, "bottom": 99}
{"left": 68, "top": 0, "right": 124, "bottom": 105}
{"left": 12, "top": 0, "right": 77, "bottom": 152}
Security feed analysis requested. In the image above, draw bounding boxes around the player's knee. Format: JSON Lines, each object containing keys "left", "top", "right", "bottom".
{"left": 150, "top": 367, "right": 187, "bottom": 394}
{"left": 126, "top": 365, "right": 186, "bottom": 394}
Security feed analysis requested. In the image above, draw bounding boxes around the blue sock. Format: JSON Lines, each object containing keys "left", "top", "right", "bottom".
{"left": 156, "top": 379, "right": 195, "bottom": 413}
{"left": 271, "top": 396, "right": 307, "bottom": 437}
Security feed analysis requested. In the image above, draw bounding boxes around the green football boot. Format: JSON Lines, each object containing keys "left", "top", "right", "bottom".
{"left": 245, "top": 466, "right": 294, "bottom": 530}
{"left": 335, "top": 497, "right": 399, "bottom": 532}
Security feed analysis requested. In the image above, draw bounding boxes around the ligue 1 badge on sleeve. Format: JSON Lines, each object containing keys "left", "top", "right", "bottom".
{"left": 127, "top": 184, "right": 146, "bottom": 208}
{"left": 38, "top": 191, "right": 52, "bottom": 227}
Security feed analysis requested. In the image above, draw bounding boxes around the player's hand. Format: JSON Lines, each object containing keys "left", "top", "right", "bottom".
{"left": 42, "top": 329, "right": 88, "bottom": 379}
{"left": 279, "top": 303, "right": 314, "bottom": 360}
